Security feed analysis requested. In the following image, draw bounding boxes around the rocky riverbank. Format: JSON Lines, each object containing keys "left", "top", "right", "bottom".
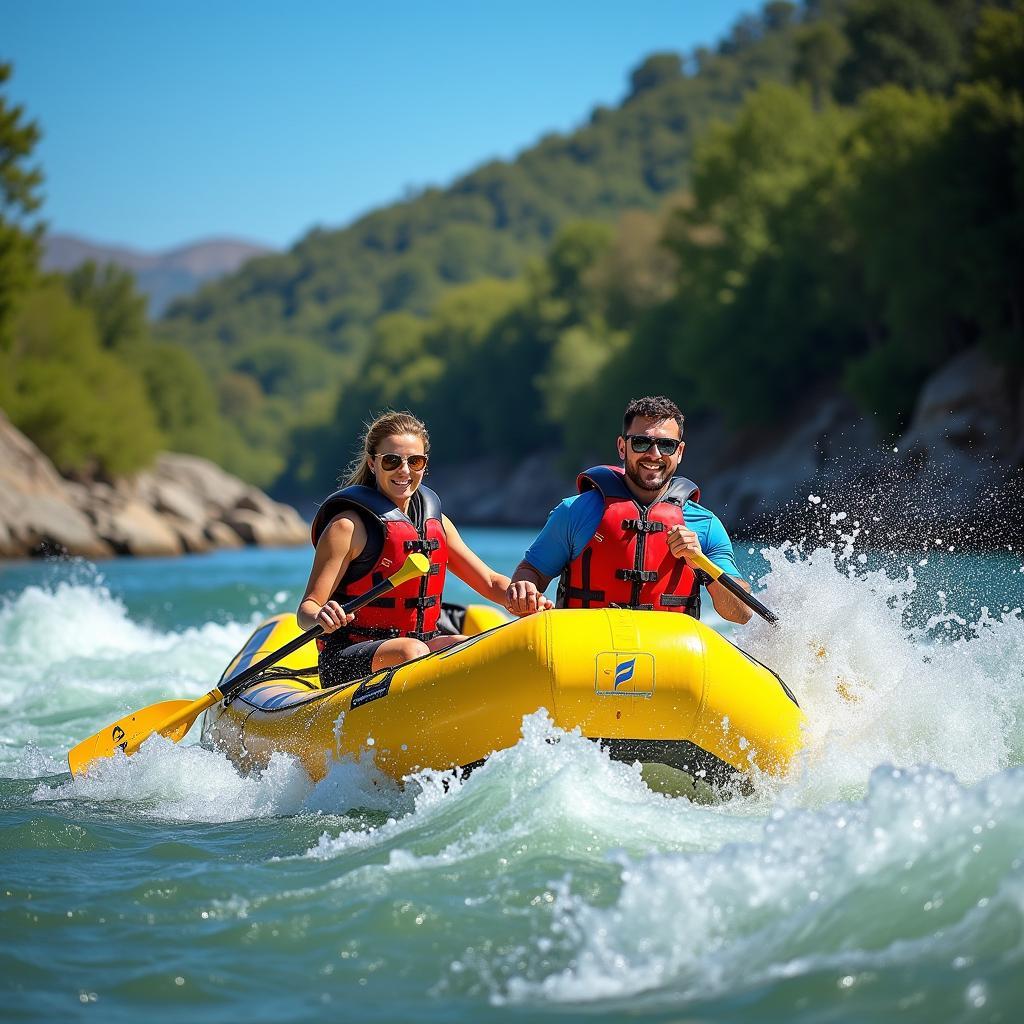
{"left": 1, "top": 411, "right": 307, "bottom": 559}
{"left": 5, "top": 345, "right": 1020, "bottom": 559}
{"left": 430, "top": 346, "right": 1024, "bottom": 550}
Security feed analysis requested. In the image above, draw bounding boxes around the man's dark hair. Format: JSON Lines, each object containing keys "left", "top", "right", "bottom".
{"left": 622, "top": 396, "right": 685, "bottom": 438}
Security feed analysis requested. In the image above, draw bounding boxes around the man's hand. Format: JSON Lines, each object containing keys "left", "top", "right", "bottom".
{"left": 666, "top": 523, "right": 703, "bottom": 562}
{"left": 506, "top": 580, "right": 554, "bottom": 617}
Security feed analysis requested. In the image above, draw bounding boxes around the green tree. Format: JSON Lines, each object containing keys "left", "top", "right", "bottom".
{"left": 970, "top": 1, "right": 1024, "bottom": 93}
{"left": 835, "top": 0, "right": 964, "bottom": 101}
{"left": 136, "top": 341, "right": 224, "bottom": 457}
{"left": 0, "top": 62, "right": 43, "bottom": 364}
{"left": 627, "top": 53, "right": 684, "bottom": 101}
{"left": 64, "top": 261, "right": 148, "bottom": 353}
{"left": 794, "top": 21, "right": 852, "bottom": 107}
{"left": 6, "top": 281, "right": 163, "bottom": 474}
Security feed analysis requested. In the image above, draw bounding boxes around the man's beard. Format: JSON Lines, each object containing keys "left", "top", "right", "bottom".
{"left": 624, "top": 459, "right": 670, "bottom": 494}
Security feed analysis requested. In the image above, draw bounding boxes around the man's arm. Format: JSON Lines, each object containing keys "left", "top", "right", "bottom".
{"left": 666, "top": 521, "right": 752, "bottom": 625}
{"left": 504, "top": 498, "right": 582, "bottom": 615}
{"left": 706, "top": 575, "right": 752, "bottom": 624}
{"left": 507, "top": 561, "right": 554, "bottom": 615}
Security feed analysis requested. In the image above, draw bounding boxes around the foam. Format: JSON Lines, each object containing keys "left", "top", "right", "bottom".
{"left": 0, "top": 580, "right": 252, "bottom": 771}
{"left": 494, "top": 764, "right": 1024, "bottom": 1006}
{"left": 33, "top": 735, "right": 315, "bottom": 822}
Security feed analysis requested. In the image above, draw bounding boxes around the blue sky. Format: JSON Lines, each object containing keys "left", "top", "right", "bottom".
{"left": 5, "top": 1, "right": 758, "bottom": 252}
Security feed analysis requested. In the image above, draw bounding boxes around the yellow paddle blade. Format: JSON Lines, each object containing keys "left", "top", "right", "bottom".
{"left": 388, "top": 552, "right": 430, "bottom": 587}
{"left": 67, "top": 691, "right": 220, "bottom": 777}
{"left": 66, "top": 554, "right": 429, "bottom": 777}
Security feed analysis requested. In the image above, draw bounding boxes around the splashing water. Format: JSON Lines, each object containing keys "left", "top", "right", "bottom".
{"left": 2, "top": 540, "right": 1023, "bottom": 1022}
{"left": 0, "top": 577, "right": 253, "bottom": 775}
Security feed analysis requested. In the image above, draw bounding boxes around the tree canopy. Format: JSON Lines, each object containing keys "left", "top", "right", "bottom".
{"left": 3, "top": 1, "right": 1020, "bottom": 498}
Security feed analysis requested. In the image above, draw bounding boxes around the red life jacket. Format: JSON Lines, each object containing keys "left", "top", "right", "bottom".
{"left": 558, "top": 465, "right": 703, "bottom": 616}
{"left": 310, "top": 485, "right": 447, "bottom": 641}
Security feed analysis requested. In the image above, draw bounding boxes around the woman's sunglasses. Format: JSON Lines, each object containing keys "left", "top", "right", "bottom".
{"left": 624, "top": 434, "right": 682, "bottom": 457}
{"left": 374, "top": 452, "right": 429, "bottom": 472}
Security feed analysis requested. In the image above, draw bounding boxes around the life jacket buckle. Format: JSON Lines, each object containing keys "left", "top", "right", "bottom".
{"left": 621, "top": 518, "right": 664, "bottom": 533}
{"left": 616, "top": 569, "right": 658, "bottom": 583}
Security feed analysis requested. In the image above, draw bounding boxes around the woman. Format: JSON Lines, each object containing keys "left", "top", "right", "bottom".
{"left": 298, "top": 410, "right": 535, "bottom": 687}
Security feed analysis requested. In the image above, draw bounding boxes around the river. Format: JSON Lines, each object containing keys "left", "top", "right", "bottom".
{"left": 2, "top": 526, "right": 1022, "bottom": 1022}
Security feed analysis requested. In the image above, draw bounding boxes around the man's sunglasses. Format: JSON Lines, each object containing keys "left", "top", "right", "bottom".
{"left": 624, "top": 434, "right": 682, "bottom": 457}
{"left": 374, "top": 452, "right": 429, "bottom": 472}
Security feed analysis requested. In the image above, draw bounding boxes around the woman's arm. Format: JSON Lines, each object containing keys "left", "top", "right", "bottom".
{"left": 296, "top": 513, "right": 366, "bottom": 632}
{"left": 442, "top": 514, "right": 517, "bottom": 608}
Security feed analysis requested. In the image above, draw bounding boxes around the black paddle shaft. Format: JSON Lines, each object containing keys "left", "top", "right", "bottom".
{"left": 219, "top": 572, "right": 404, "bottom": 700}
{"left": 713, "top": 572, "right": 778, "bottom": 625}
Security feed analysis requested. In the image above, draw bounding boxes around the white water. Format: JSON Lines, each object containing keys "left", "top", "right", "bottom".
{"left": 0, "top": 579, "right": 253, "bottom": 777}
{"left": 8, "top": 543, "right": 1021, "bottom": 799}
{"left": 4, "top": 541, "right": 1024, "bottom": 1017}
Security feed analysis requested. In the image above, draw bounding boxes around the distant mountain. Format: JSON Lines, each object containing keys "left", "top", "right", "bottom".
{"left": 42, "top": 234, "right": 276, "bottom": 316}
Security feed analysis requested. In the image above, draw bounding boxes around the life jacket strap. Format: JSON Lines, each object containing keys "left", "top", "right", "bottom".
{"left": 322, "top": 625, "right": 441, "bottom": 644}
{"left": 559, "top": 548, "right": 607, "bottom": 608}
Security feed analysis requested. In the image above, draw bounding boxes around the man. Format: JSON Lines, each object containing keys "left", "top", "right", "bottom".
{"left": 506, "top": 395, "right": 752, "bottom": 623}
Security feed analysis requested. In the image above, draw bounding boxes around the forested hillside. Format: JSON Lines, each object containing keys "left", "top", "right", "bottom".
{"left": 3, "top": 0, "right": 1020, "bottom": 508}
{"left": 159, "top": 0, "right": 811, "bottom": 487}
{"left": 161, "top": 0, "right": 1021, "bottom": 502}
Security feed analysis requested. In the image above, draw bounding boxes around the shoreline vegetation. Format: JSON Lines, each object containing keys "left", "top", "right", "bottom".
{"left": 1, "top": 2, "right": 1022, "bottom": 558}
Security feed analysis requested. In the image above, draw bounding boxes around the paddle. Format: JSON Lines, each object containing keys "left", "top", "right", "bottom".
{"left": 67, "top": 553, "right": 431, "bottom": 776}
{"left": 687, "top": 549, "right": 778, "bottom": 626}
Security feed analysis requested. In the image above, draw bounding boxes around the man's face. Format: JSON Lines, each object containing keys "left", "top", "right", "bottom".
{"left": 617, "top": 415, "right": 684, "bottom": 495}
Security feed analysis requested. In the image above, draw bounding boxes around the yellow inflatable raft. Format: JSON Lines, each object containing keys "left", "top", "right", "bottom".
{"left": 201, "top": 607, "right": 805, "bottom": 789}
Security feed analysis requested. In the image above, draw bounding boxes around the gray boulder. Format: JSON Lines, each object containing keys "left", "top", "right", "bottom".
{"left": 0, "top": 411, "right": 113, "bottom": 558}
{"left": 93, "top": 499, "right": 186, "bottom": 557}
{"left": 895, "top": 346, "right": 1023, "bottom": 496}
{"left": 1, "top": 410, "right": 309, "bottom": 559}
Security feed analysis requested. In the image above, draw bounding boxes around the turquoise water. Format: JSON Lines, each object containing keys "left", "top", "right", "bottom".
{"left": 2, "top": 528, "right": 1023, "bottom": 1022}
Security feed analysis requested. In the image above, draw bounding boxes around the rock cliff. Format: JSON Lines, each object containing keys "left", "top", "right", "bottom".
{"left": 430, "top": 347, "right": 1023, "bottom": 549}
{"left": 0, "top": 412, "right": 308, "bottom": 559}
{"left": 5, "top": 346, "right": 1019, "bottom": 558}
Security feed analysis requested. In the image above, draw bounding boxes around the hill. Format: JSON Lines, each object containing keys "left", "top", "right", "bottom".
{"left": 43, "top": 234, "right": 275, "bottom": 316}
{"left": 131, "top": 1, "right": 1024, "bottom": 525}
{"left": 157, "top": 1, "right": 808, "bottom": 487}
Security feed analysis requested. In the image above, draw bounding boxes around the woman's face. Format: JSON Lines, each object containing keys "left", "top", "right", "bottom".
{"left": 367, "top": 433, "right": 427, "bottom": 507}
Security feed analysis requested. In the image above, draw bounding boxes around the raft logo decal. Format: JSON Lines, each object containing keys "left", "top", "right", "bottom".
{"left": 614, "top": 659, "right": 636, "bottom": 689}
{"left": 595, "top": 652, "right": 654, "bottom": 697}
{"left": 350, "top": 669, "right": 396, "bottom": 710}
{"left": 111, "top": 725, "right": 128, "bottom": 752}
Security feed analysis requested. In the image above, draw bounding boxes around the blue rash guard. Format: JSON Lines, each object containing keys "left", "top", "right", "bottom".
{"left": 524, "top": 488, "right": 742, "bottom": 582}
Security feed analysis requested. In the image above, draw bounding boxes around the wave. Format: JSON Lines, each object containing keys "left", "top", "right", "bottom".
{"left": 8, "top": 543, "right": 1024, "bottom": 813}
{"left": 0, "top": 579, "right": 253, "bottom": 775}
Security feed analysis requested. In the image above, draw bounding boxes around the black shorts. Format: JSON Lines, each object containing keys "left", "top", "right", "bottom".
{"left": 318, "top": 638, "right": 385, "bottom": 688}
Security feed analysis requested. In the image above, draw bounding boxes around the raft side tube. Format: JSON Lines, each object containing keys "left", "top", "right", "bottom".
{"left": 202, "top": 609, "right": 804, "bottom": 784}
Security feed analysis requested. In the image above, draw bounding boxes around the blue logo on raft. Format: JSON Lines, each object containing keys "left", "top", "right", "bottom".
{"left": 614, "top": 659, "right": 636, "bottom": 689}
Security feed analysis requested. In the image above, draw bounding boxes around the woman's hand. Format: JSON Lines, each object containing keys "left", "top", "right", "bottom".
{"left": 314, "top": 600, "right": 356, "bottom": 634}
